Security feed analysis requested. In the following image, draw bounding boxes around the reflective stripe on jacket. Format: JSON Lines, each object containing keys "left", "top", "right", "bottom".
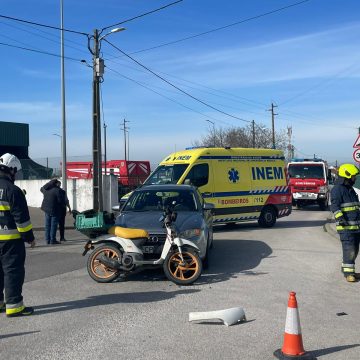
{"left": 0, "top": 176, "right": 34, "bottom": 242}
{"left": 330, "top": 179, "right": 360, "bottom": 233}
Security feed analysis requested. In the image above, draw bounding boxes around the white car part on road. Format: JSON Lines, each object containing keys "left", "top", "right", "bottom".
{"left": 189, "top": 307, "right": 246, "bottom": 326}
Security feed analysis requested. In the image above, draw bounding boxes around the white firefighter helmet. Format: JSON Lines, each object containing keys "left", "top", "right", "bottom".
{"left": 0, "top": 153, "right": 22, "bottom": 173}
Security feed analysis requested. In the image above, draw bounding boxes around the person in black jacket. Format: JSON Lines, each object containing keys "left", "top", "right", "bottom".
{"left": 330, "top": 163, "right": 360, "bottom": 282}
{"left": 40, "top": 179, "right": 64, "bottom": 245}
{"left": 0, "top": 153, "right": 35, "bottom": 317}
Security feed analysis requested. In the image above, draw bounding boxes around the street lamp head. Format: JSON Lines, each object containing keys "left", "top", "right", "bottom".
{"left": 100, "top": 27, "right": 126, "bottom": 41}
{"left": 110, "top": 27, "right": 126, "bottom": 34}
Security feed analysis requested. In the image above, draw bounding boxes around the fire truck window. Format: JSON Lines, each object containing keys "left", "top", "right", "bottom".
{"left": 184, "top": 164, "right": 209, "bottom": 187}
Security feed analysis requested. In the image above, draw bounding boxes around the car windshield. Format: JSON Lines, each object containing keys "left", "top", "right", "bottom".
{"left": 144, "top": 164, "right": 189, "bottom": 185}
{"left": 288, "top": 164, "right": 324, "bottom": 179}
{"left": 123, "top": 189, "right": 197, "bottom": 212}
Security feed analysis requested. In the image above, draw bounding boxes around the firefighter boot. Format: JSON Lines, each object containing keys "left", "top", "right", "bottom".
{"left": 345, "top": 275, "right": 357, "bottom": 282}
{"left": 354, "top": 273, "right": 360, "bottom": 280}
{"left": 6, "top": 306, "right": 34, "bottom": 317}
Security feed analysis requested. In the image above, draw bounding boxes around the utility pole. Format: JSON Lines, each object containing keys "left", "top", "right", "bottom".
{"left": 127, "top": 130, "right": 130, "bottom": 161}
{"left": 103, "top": 122, "right": 107, "bottom": 177}
{"left": 268, "top": 103, "right": 278, "bottom": 149}
{"left": 287, "top": 126, "right": 292, "bottom": 160}
{"left": 121, "top": 119, "right": 130, "bottom": 161}
{"left": 252, "top": 120, "right": 255, "bottom": 148}
{"left": 87, "top": 26, "right": 125, "bottom": 212}
{"left": 206, "top": 120, "right": 215, "bottom": 147}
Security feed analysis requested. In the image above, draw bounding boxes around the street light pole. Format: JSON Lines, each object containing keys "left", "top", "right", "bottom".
{"left": 60, "top": 0, "right": 67, "bottom": 192}
{"left": 53, "top": 133, "right": 62, "bottom": 176}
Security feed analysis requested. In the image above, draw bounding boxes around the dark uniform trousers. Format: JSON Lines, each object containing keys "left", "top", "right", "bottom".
{"left": 0, "top": 239, "right": 26, "bottom": 305}
{"left": 340, "top": 232, "right": 360, "bottom": 273}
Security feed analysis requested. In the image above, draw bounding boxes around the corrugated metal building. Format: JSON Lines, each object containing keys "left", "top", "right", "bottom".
{"left": 0, "top": 121, "right": 52, "bottom": 179}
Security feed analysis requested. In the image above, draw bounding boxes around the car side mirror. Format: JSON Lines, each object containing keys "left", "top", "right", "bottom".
{"left": 203, "top": 202, "right": 215, "bottom": 210}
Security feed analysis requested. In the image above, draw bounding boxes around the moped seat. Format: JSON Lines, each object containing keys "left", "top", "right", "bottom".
{"left": 108, "top": 226, "right": 149, "bottom": 239}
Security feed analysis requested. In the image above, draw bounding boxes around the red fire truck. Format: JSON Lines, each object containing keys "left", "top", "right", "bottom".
{"left": 287, "top": 158, "right": 330, "bottom": 210}
{"left": 66, "top": 160, "right": 151, "bottom": 187}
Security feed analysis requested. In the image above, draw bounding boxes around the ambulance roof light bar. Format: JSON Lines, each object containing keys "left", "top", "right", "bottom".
{"left": 290, "top": 158, "right": 325, "bottom": 163}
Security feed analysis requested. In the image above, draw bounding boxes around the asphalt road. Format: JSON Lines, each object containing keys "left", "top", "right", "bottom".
{"left": 1, "top": 208, "right": 360, "bottom": 360}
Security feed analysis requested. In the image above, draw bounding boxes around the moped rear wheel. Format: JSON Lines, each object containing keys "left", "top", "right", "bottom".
{"left": 87, "top": 244, "right": 121, "bottom": 283}
{"left": 163, "top": 248, "right": 202, "bottom": 285}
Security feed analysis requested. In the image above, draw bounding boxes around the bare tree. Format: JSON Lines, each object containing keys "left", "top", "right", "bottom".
{"left": 193, "top": 123, "right": 287, "bottom": 152}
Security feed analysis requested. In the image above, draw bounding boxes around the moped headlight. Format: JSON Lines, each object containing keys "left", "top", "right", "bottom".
{"left": 180, "top": 228, "right": 201, "bottom": 239}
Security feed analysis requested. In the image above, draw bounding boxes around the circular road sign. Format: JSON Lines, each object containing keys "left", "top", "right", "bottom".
{"left": 353, "top": 149, "right": 360, "bottom": 163}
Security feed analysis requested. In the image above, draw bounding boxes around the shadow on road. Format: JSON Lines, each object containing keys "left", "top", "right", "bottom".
{"left": 123, "top": 238, "right": 272, "bottom": 285}
{"left": 198, "top": 238, "right": 272, "bottom": 284}
{"left": 34, "top": 289, "right": 200, "bottom": 316}
{"left": 311, "top": 343, "right": 360, "bottom": 357}
{"left": 0, "top": 331, "right": 40, "bottom": 340}
{"left": 214, "top": 218, "right": 327, "bottom": 232}
{"left": 276, "top": 219, "right": 327, "bottom": 229}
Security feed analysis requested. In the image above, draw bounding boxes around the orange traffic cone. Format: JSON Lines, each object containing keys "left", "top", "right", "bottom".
{"left": 274, "top": 292, "right": 316, "bottom": 360}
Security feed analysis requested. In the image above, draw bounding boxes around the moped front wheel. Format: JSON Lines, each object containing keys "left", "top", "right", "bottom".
{"left": 87, "top": 244, "right": 121, "bottom": 283}
{"left": 163, "top": 248, "right": 202, "bottom": 285}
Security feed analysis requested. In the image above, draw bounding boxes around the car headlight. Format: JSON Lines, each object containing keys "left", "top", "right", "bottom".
{"left": 319, "top": 186, "right": 326, "bottom": 193}
{"left": 180, "top": 228, "right": 201, "bottom": 239}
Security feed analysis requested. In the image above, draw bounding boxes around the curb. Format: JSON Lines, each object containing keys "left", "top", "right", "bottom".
{"left": 32, "top": 226, "right": 75, "bottom": 232}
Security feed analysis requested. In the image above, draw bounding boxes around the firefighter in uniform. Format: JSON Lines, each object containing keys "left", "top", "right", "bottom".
{"left": 330, "top": 163, "right": 360, "bottom": 282}
{"left": 0, "top": 153, "right": 35, "bottom": 316}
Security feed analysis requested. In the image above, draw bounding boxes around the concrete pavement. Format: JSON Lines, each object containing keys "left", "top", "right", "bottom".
{"left": 2, "top": 208, "right": 360, "bottom": 360}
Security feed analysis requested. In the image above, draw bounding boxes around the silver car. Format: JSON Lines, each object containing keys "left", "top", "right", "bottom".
{"left": 115, "top": 184, "right": 214, "bottom": 266}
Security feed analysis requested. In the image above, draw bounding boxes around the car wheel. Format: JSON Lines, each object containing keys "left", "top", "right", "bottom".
{"left": 258, "top": 206, "right": 277, "bottom": 228}
{"left": 319, "top": 198, "right": 328, "bottom": 211}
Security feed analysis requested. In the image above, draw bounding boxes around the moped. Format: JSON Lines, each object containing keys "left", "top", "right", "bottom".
{"left": 81, "top": 205, "right": 203, "bottom": 285}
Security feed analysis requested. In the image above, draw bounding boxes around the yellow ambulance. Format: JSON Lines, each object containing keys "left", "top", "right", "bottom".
{"left": 142, "top": 147, "right": 292, "bottom": 227}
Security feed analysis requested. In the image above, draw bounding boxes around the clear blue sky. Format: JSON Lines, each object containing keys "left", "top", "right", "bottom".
{"left": 1, "top": 0, "right": 360, "bottom": 168}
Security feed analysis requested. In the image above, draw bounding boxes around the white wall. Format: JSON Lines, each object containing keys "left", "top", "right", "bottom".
{"left": 16, "top": 175, "right": 118, "bottom": 212}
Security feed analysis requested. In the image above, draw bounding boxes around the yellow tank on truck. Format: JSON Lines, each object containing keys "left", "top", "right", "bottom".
{"left": 142, "top": 147, "right": 292, "bottom": 227}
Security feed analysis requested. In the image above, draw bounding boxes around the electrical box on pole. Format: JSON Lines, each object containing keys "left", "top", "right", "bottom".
{"left": 95, "top": 58, "right": 104, "bottom": 77}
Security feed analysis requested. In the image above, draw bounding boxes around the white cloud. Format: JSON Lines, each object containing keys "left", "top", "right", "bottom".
{"left": 152, "top": 22, "right": 360, "bottom": 87}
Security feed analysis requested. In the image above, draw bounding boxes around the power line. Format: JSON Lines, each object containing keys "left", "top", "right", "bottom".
{"left": 0, "top": 13, "right": 88, "bottom": 36}
{"left": 0, "top": 19, "right": 88, "bottom": 55}
{"left": 101, "top": 0, "right": 184, "bottom": 31}
{"left": 129, "top": 0, "right": 312, "bottom": 55}
{"left": 106, "top": 66, "right": 232, "bottom": 127}
{"left": 104, "top": 38, "right": 251, "bottom": 124}
{"left": 0, "top": 41, "right": 82, "bottom": 62}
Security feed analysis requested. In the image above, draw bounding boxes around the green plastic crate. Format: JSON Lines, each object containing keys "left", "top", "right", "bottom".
{"left": 75, "top": 210, "right": 114, "bottom": 238}
{"left": 75, "top": 212, "right": 105, "bottom": 229}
